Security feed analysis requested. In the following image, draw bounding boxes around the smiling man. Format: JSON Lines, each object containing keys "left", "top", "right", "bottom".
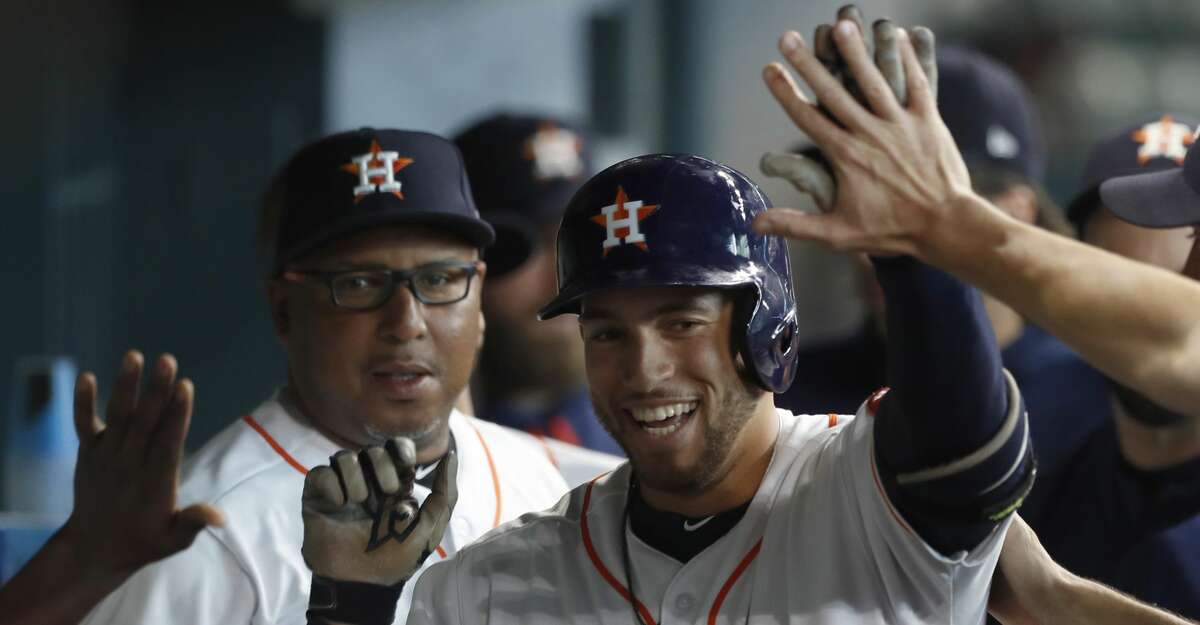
{"left": 80, "top": 128, "right": 571, "bottom": 625}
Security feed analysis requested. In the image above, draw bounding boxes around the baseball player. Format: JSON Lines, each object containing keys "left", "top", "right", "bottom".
{"left": 77, "top": 128, "right": 576, "bottom": 625}
{"left": 298, "top": 22, "right": 1040, "bottom": 618}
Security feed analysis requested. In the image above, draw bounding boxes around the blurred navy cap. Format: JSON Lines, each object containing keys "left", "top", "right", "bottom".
{"left": 1067, "top": 113, "right": 1199, "bottom": 230}
{"left": 1100, "top": 122, "right": 1200, "bottom": 228}
{"left": 937, "top": 45, "right": 1046, "bottom": 184}
{"left": 272, "top": 128, "right": 494, "bottom": 273}
{"left": 454, "top": 113, "right": 592, "bottom": 276}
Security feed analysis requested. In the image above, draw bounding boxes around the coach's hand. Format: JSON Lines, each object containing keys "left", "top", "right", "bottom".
{"left": 59, "top": 350, "right": 225, "bottom": 579}
{"left": 755, "top": 15, "right": 979, "bottom": 260}
{"left": 760, "top": 6, "right": 938, "bottom": 216}
{"left": 302, "top": 437, "right": 457, "bottom": 586}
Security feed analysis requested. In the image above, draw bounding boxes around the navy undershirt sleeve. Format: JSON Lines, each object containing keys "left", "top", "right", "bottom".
{"left": 870, "top": 256, "right": 1035, "bottom": 555}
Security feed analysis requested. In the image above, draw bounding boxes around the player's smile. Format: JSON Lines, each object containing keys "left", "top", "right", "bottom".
{"left": 623, "top": 399, "right": 700, "bottom": 443}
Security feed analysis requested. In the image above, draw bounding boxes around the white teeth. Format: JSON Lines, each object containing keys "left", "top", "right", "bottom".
{"left": 645, "top": 420, "right": 683, "bottom": 437}
{"left": 630, "top": 402, "right": 697, "bottom": 423}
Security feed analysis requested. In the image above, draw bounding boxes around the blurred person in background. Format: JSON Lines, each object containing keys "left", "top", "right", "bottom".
{"left": 455, "top": 114, "right": 623, "bottom": 456}
{"left": 1014, "top": 114, "right": 1200, "bottom": 616}
{"left": 775, "top": 45, "right": 1112, "bottom": 475}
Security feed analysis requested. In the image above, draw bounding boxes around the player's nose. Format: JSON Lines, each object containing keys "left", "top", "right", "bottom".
{"left": 619, "top": 333, "right": 674, "bottom": 391}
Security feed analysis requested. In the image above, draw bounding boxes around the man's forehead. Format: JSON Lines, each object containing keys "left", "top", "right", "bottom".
{"left": 579, "top": 286, "right": 728, "bottom": 319}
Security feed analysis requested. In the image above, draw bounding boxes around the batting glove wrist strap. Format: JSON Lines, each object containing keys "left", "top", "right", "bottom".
{"left": 306, "top": 574, "right": 404, "bottom": 625}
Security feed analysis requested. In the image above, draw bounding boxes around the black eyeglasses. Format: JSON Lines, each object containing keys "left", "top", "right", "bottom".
{"left": 282, "top": 261, "right": 481, "bottom": 310}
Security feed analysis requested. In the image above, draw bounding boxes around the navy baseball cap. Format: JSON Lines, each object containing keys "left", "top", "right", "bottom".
{"left": 1100, "top": 123, "right": 1200, "bottom": 228}
{"left": 1066, "top": 113, "right": 1199, "bottom": 230}
{"left": 271, "top": 128, "right": 494, "bottom": 273}
{"left": 454, "top": 114, "right": 592, "bottom": 276}
{"left": 937, "top": 45, "right": 1046, "bottom": 184}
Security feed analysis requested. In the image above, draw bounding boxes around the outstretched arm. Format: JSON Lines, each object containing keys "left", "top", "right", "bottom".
{"left": 0, "top": 351, "right": 224, "bottom": 625}
{"left": 755, "top": 17, "right": 1200, "bottom": 419}
{"left": 766, "top": 14, "right": 1032, "bottom": 553}
{"left": 990, "top": 515, "right": 1197, "bottom": 625}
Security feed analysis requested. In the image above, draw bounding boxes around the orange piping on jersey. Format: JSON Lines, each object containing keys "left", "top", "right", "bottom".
{"left": 243, "top": 415, "right": 309, "bottom": 475}
{"left": 707, "top": 537, "right": 763, "bottom": 625}
{"left": 435, "top": 545, "right": 447, "bottom": 559}
{"left": 468, "top": 421, "right": 503, "bottom": 528}
{"left": 533, "top": 434, "right": 560, "bottom": 468}
{"left": 827, "top": 413, "right": 839, "bottom": 428}
{"left": 580, "top": 478, "right": 658, "bottom": 625}
{"left": 866, "top": 387, "right": 890, "bottom": 415}
{"left": 869, "top": 441, "right": 918, "bottom": 538}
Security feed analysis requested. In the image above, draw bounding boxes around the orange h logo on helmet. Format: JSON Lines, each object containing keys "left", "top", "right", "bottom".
{"left": 590, "top": 186, "right": 659, "bottom": 257}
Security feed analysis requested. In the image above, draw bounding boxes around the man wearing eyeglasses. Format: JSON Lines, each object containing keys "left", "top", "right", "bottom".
{"left": 79, "top": 129, "right": 572, "bottom": 625}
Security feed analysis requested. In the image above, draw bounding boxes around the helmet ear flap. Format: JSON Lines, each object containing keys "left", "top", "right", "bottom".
{"left": 730, "top": 287, "right": 762, "bottom": 389}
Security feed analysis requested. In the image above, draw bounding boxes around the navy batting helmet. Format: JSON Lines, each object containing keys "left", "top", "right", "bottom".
{"left": 538, "top": 154, "right": 800, "bottom": 393}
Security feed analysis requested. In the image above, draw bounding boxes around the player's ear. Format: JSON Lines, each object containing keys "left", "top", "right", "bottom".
{"left": 267, "top": 279, "right": 291, "bottom": 341}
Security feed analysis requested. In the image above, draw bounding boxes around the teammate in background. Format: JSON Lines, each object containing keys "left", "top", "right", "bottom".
{"left": 775, "top": 46, "right": 1111, "bottom": 482}
{"left": 1005, "top": 115, "right": 1200, "bottom": 616}
{"left": 79, "top": 129, "right": 574, "bottom": 625}
{"left": 0, "top": 353, "right": 224, "bottom": 625}
{"left": 454, "top": 114, "right": 623, "bottom": 457}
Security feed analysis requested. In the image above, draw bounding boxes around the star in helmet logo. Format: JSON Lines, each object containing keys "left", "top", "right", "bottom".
{"left": 1131, "top": 115, "right": 1194, "bottom": 165}
{"left": 341, "top": 139, "right": 414, "bottom": 202}
{"left": 590, "top": 187, "right": 659, "bottom": 257}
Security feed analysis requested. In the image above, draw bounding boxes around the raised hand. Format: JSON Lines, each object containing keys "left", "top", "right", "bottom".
{"left": 754, "top": 16, "right": 979, "bottom": 259}
{"left": 0, "top": 351, "right": 225, "bottom": 625}
{"left": 760, "top": 5, "right": 937, "bottom": 215}
{"left": 302, "top": 437, "right": 457, "bottom": 586}
{"left": 61, "top": 350, "right": 225, "bottom": 578}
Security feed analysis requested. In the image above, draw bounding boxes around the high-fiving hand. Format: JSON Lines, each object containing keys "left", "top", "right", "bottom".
{"left": 63, "top": 350, "right": 225, "bottom": 578}
{"left": 754, "top": 6, "right": 978, "bottom": 260}
{"left": 760, "top": 6, "right": 937, "bottom": 214}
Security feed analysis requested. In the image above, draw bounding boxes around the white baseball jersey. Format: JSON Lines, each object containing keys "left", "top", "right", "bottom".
{"left": 516, "top": 431, "right": 623, "bottom": 489}
{"left": 81, "top": 393, "right": 569, "bottom": 625}
{"left": 409, "top": 404, "right": 1012, "bottom": 625}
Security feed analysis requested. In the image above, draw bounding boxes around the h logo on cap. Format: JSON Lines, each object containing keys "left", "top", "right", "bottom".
{"left": 590, "top": 187, "right": 659, "bottom": 257}
{"left": 341, "top": 139, "right": 414, "bottom": 201}
{"left": 1132, "top": 115, "right": 1195, "bottom": 165}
